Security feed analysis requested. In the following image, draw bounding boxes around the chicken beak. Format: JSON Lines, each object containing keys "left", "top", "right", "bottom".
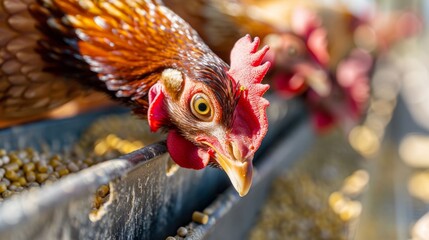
{"left": 201, "top": 140, "right": 253, "bottom": 196}
{"left": 305, "top": 69, "right": 330, "bottom": 97}
{"left": 295, "top": 64, "right": 331, "bottom": 97}
{"left": 215, "top": 152, "right": 253, "bottom": 197}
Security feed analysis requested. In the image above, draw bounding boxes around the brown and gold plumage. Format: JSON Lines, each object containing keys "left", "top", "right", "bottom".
{"left": 0, "top": 0, "right": 230, "bottom": 118}
{"left": 28, "top": 0, "right": 238, "bottom": 117}
{"left": 0, "top": 0, "right": 272, "bottom": 196}
{"left": 0, "top": 0, "right": 84, "bottom": 118}
{"left": 164, "top": 0, "right": 277, "bottom": 61}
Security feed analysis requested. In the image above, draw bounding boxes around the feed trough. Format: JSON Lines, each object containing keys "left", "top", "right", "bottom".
{"left": 0, "top": 95, "right": 309, "bottom": 239}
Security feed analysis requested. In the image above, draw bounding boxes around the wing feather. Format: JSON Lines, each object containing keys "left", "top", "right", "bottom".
{"left": 1, "top": 0, "right": 215, "bottom": 118}
{"left": 30, "top": 0, "right": 210, "bottom": 112}
{"left": 0, "top": 0, "right": 82, "bottom": 119}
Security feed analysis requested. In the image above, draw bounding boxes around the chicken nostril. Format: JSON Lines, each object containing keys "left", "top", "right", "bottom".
{"left": 227, "top": 141, "right": 234, "bottom": 158}
{"left": 230, "top": 141, "right": 242, "bottom": 161}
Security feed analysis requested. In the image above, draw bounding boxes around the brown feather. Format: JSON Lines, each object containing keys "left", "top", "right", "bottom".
{"left": 0, "top": 0, "right": 82, "bottom": 119}
{"left": 29, "top": 0, "right": 237, "bottom": 119}
{"left": 0, "top": 0, "right": 238, "bottom": 127}
{"left": 164, "top": 0, "right": 278, "bottom": 61}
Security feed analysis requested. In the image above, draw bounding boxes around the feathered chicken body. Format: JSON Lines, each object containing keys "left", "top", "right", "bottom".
{"left": 0, "top": 0, "right": 271, "bottom": 196}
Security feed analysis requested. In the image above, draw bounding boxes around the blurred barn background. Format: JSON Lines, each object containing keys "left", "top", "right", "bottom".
{"left": 1, "top": 0, "right": 429, "bottom": 239}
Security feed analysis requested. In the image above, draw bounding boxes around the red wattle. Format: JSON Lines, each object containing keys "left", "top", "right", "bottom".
{"left": 166, "top": 130, "right": 210, "bottom": 170}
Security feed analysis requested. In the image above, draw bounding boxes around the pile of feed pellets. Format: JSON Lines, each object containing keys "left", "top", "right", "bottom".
{"left": 249, "top": 172, "right": 348, "bottom": 240}
{"left": 250, "top": 131, "right": 367, "bottom": 240}
{"left": 0, "top": 114, "right": 164, "bottom": 214}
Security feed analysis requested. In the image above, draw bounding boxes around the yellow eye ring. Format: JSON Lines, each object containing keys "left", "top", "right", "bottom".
{"left": 191, "top": 93, "right": 213, "bottom": 121}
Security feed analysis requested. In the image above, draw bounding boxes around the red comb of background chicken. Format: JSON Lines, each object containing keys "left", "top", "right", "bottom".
{"left": 228, "top": 35, "right": 271, "bottom": 150}
{"left": 292, "top": 8, "right": 330, "bottom": 67}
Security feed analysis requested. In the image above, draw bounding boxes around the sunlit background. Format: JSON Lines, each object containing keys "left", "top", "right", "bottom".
{"left": 0, "top": 0, "right": 429, "bottom": 239}
{"left": 249, "top": 0, "right": 429, "bottom": 239}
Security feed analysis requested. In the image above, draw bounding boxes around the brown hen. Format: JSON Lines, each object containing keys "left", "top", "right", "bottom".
{"left": 0, "top": 0, "right": 272, "bottom": 196}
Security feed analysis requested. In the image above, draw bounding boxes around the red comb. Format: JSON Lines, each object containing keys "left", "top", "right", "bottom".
{"left": 228, "top": 35, "right": 271, "bottom": 87}
{"left": 227, "top": 35, "right": 271, "bottom": 150}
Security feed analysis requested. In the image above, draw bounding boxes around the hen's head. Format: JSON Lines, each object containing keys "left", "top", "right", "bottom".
{"left": 28, "top": 0, "right": 269, "bottom": 196}
{"left": 263, "top": 8, "right": 331, "bottom": 99}
{"left": 147, "top": 35, "right": 270, "bottom": 196}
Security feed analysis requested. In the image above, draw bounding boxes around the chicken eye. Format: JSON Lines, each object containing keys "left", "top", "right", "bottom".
{"left": 191, "top": 94, "right": 213, "bottom": 121}
{"left": 287, "top": 46, "right": 297, "bottom": 57}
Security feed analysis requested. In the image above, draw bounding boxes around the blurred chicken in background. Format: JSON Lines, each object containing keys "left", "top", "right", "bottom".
{"left": 165, "top": 0, "right": 422, "bottom": 133}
